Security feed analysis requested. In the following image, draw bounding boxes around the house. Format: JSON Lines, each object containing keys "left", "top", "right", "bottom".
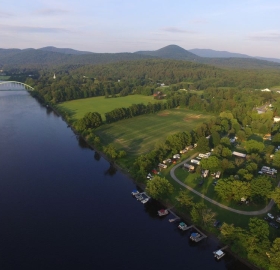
{"left": 158, "top": 163, "right": 167, "bottom": 169}
{"left": 191, "top": 159, "right": 200, "bottom": 165}
{"left": 184, "top": 163, "right": 195, "bottom": 171}
{"left": 202, "top": 170, "right": 209, "bottom": 178}
{"left": 232, "top": 151, "right": 246, "bottom": 158}
{"left": 274, "top": 116, "right": 280, "bottom": 123}
{"left": 263, "top": 134, "right": 272, "bottom": 140}
{"left": 215, "top": 171, "right": 221, "bottom": 179}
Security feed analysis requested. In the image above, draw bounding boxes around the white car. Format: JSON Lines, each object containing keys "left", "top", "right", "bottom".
{"left": 267, "top": 213, "right": 274, "bottom": 219}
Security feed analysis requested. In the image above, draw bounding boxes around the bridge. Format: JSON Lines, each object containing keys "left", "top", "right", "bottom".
{"left": 0, "top": 81, "right": 34, "bottom": 91}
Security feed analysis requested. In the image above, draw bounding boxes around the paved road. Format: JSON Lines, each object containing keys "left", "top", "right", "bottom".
{"left": 170, "top": 154, "right": 278, "bottom": 216}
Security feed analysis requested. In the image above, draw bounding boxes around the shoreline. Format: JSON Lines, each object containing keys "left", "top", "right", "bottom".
{"left": 49, "top": 103, "right": 257, "bottom": 270}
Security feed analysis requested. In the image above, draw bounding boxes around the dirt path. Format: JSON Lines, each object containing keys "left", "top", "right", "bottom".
{"left": 170, "top": 154, "right": 278, "bottom": 216}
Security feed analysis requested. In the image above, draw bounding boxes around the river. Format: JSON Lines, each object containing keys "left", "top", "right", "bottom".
{"left": 0, "top": 90, "right": 251, "bottom": 270}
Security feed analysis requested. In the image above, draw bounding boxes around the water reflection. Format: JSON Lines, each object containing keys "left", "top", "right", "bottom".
{"left": 104, "top": 163, "right": 117, "bottom": 176}
{"left": 94, "top": 151, "right": 101, "bottom": 161}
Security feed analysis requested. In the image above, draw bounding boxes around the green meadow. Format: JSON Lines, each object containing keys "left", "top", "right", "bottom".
{"left": 58, "top": 95, "right": 160, "bottom": 121}
{"left": 95, "top": 108, "right": 213, "bottom": 157}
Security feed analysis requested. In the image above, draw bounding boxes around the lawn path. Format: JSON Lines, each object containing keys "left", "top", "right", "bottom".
{"left": 170, "top": 154, "right": 279, "bottom": 216}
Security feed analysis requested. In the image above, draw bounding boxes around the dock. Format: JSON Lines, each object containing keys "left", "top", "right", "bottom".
{"left": 168, "top": 208, "right": 180, "bottom": 222}
{"left": 190, "top": 226, "right": 207, "bottom": 242}
{"left": 140, "top": 192, "right": 150, "bottom": 199}
{"left": 213, "top": 246, "right": 228, "bottom": 260}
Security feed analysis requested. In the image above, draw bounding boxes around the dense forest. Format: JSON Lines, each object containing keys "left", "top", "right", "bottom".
{"left": 20, "top": 59, "right": 280, "bottom": 106}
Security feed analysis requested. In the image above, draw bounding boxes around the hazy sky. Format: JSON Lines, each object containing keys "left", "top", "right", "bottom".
{"left": 1, "top": 0, "right": 280, "bottom": 58}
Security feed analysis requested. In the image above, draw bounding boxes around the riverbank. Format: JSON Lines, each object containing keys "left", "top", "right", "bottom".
{"left": 49, "top": 102, "right": 257, "bottom": 270}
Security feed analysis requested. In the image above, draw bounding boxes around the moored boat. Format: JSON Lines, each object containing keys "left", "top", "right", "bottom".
{"left": 178, "top": 222, "right": 188, "bottom": 231}
{"left": 158, "top": 209, "right": 169, "bottom": 216}
{"left": 213, "top": 250, "right": 225, "bottom": 260}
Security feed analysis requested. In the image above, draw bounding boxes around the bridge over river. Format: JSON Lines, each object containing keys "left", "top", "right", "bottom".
{"left": 0, "top": 81, "right": 34, "bottom": 91}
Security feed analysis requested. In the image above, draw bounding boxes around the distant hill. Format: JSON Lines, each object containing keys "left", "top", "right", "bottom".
{"left": 135, "top": 45, "right": 200, "bottom": 61}
{"left": 0, "top": 49, "right": 156, "bottom": 69}
{"left": 189, "top": 48, "right": 252, "bottom": 59}
{"left": 189, "top": 48, "right": 280, "bottom": 64}
{"left": 1, "top": 45, "right": 280, "bottom": 70}
{"left": 39, "top": 46, "right": 93, "bottom": 55}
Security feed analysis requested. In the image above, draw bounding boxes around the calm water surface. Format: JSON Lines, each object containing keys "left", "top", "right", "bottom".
{"left": 0, "top": 91, "right": 251, "bottom": 270}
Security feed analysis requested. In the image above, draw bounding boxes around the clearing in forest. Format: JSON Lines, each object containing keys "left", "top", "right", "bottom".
{"left": 95, "top": 108, "right": 213, "bottom": 157}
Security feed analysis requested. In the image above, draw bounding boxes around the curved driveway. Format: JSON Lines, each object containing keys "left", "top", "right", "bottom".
{"left": 170, "top": 154, "right": 278, "bottom": 216}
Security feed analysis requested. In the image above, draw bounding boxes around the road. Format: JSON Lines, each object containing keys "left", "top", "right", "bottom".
{"left": 170, "top": 154, "right": 278, "bottom": 216}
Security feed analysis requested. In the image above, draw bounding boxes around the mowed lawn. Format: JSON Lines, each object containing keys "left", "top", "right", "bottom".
{"left": 95, "top": 109, "right": 214, "bottom": 157}
{"left": 58, "top": 95, "right": 161, "bottom": 121}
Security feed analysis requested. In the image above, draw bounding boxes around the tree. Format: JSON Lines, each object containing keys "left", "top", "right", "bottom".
{"left": 200, "top": 156, "right": 221, "bottom": 171}
{"left": 245, "top": 140, "right": 265, "bottom": 154}
{"left": 197, "top": 137, "right": 210, "bottom": 152}
{"left": 271, "top": 187, "right": 280, "bottom": 208}
{"left": 76, "top": 111, "right": 102, "bottom": 130}
{"left": 273, "top": 151, "right": 280, "bottom": 168}
{"left": 175, "top": 190, "right": 194, "bottom": 209}
{"left": 210, "top": 131, "right": 220, "bottom": 147}
{"left": 220, "top": 137, "right": 231, "bottom": 147}
{"left": 251, "top": 176, "right": 272, "bottom": 202}
{"left": 146, "top": 176, "right": 174, "bottom": 200}
{"left": 191, "top": 203, "right": 216, "bottom": 227}
{"left": 269, "top": 238, "right": 280, "bottom": 270}
{"left": 272, "top": 133, "right": 280, "bottom": 146}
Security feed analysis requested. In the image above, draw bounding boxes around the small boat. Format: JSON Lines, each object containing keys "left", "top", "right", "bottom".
{"left": 190, "top": 232, "right": 201, "bottom": 241}
{"left": 213, "top": 250, "right": 225, "bottom": 260}
{"left": 141, "top": 198, "right": 149, "bottom": 204}
{"left": 178, "top": 222, "right": 188, "bottom": 231}
{"left": 158, "top": 209, "right": 169, "bottom": 216}
{"left": 131, "top": 190, "right": 139, "bottom": 196}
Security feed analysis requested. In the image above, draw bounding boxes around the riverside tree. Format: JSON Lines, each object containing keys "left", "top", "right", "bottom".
{"left": 146, "top": 176, "right": 174, "bottom": 200}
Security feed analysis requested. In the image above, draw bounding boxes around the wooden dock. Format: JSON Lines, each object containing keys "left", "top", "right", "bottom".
{"left": 191, "top": 226, "right": 207, "bottom": 242}
{"left": 168, "top": 208, "right": 180, "bottom": 222}
{"left": 140, "top": 192, "right": 150, "bottom": 199}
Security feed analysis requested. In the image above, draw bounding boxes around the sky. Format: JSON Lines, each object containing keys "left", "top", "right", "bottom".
{"left": 1, "top": 0, "right": 280, "bottom": 58}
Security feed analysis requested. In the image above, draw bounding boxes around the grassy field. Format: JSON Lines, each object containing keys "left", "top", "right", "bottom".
{"left": 95, "top": 108, "right": 214, "bottom": 157}
{"left": 58, "top": 95, "right": 161, "bottom": 120}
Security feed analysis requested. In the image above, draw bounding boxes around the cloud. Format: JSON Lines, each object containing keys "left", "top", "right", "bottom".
{"left": 249, "top": 31, "right": 280, "bottom": 41}
{"left": 189, "top": 19, "right": 208, "bottom": 24}
{"left": 35, "top": 8, "right": 69, "bottom": 16}
{"left": 0, "top": 24, "right": 71, "bottom": 34}
{"left": 0, "top": 11, "right": 13, "bottom": 17}
{"left": 161, "top": 27, "right": 195, "bottom": 34}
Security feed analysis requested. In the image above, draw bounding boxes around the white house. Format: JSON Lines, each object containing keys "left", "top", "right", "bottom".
{"left": 274, "top": 116, "right": 280, "bottom": 123}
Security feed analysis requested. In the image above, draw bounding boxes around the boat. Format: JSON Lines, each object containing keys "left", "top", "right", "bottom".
{"left": 135, "top": 194, "right": 143, "bottom": 201}
{"left": 131, "top": 190, "right": 139, "bottom": 196}
{"left": 178, "top": 222, "right": 188, "bottom": 231}
{"left": 141, "top": 198, "right": 149, "bottom": 204}
{"left": 213, "top": 250, "right": 225, "bottom": 260}
{"left": 158, "top": 209, "right": 169, "bottom": 216}
{"left": 190, "top": 232, "right": 201, "bottom": 241}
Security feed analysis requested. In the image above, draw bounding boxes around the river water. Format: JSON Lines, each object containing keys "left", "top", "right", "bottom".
{"left": 0, "top": 91, "right": 251, "bottom": 270}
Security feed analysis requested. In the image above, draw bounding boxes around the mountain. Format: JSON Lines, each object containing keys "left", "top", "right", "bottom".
{"left": 189, "top": 48, "right": 280, "bottom": 64}
{"left": 0, "top": 48, "right": 156, "bottom": 69}
{"left": 135, "top": 45, "right": 200, "bottom": 61}
{"left": 1, "top": 45, "right": 280, "bottom": 70}
{"left": 39, "top": 46, "right": 93, "bottom": 55}
{"left": 255, "top": 56, "right": 280, "bottom": 64}
{"left": 189, "top": 48, "right": 252, "bottom": 59}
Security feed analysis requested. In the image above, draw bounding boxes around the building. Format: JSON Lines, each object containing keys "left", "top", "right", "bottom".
{"left": 232, "top": 151, "right": 246, "bottom": 158}
{"left": 274, "top": 116, "right": 280, "bottom": 123}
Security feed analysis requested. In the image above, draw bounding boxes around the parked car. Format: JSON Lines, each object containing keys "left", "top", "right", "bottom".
{"left": 267, "top": 213, "right": 274, "bottom": 219}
